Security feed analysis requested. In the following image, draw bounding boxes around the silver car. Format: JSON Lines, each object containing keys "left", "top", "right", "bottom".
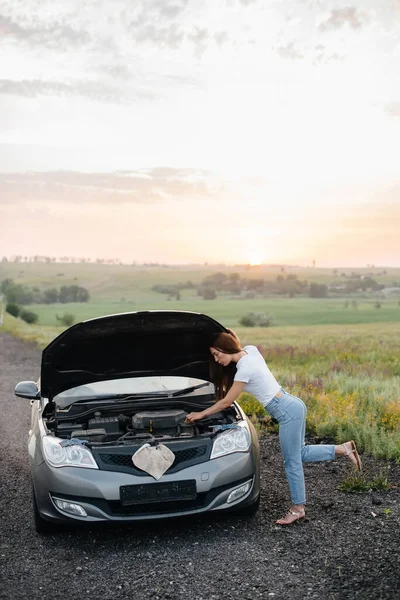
{"left": 15, "top": 310, "right": 260, "bottom": 533}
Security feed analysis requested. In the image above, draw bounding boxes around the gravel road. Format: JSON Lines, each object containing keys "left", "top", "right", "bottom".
{"left": 0, "top": 331, "right": 399, "bottom": 600}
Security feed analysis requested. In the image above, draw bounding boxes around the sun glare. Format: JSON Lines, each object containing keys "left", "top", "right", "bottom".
{"left": 248, "top": 252, "right": 262, "bottom": 266}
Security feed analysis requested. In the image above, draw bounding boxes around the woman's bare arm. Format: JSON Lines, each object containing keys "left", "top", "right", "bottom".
{"left": 186, "top": 381, "right": 246, "bottom": 422}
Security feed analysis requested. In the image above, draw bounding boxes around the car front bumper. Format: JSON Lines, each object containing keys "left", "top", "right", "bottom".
{"left": 33, "top": 449, "right": 260, "bottom": 524}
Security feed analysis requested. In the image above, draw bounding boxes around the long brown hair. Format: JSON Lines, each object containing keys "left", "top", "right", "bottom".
{"left": 209, "top": 332, "right": 243, "bottom": 400}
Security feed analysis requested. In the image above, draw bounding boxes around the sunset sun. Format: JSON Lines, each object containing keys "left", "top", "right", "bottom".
{"left": 248, "top": 252, "right": 262, "bottom": 266}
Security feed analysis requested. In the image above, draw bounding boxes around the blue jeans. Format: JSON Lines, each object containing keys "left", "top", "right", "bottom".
{"left": 266, "top": 390, "right": 335, "bottom": 505}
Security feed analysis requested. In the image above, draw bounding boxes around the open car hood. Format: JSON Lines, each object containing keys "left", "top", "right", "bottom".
{"left": 41, "top": 311, "right": 227, "bottom": 399}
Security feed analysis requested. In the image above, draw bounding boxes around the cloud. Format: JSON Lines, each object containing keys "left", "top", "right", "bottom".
{"left": 133, "top": 22, "right": 186, "bottom": 49}
{"left": 313, "top": 44, "right": 345, "bottom": 64}
{"left": 0, "top": 14, "right": 24, "bottom": 37}
{"left": 152, "top": 1, "right": 188, "bottom": 19}
{"left": 126, "top": 1, "right": 189, "bottom": 49}
{"left": 0, "top": 13, "right": 90, "bottom": 48}
{"left": 214, "top": 31, "right": 228, "bottom": 46}
{"left": 0, "top": 78, "right": 155, "bottom": 103}
{"left": 385, "top": 102, "right": 400, "bottom": 117}
{"left": 92, "top": 64, "right": 132, "bottom": 80}
{"left": 125, "top": 2, "right": 227, "bottom": 54}
{"left": 318, "top": 7, "right": 369, "bottom": 32}
{"left": 0, "top": 1, "right": 192, "bottom": 55}
{"left": 188, "top": 27, "right": 209, "bottom": 45}
{"left": 0, "top": 169, "right": 224, "bottom": 206}
{"left": 276, "top": 42, "right": 304, "bottom": 60}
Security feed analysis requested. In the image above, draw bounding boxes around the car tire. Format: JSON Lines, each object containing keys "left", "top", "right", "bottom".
{"left": 234, "top": 495, "right": 260, "bottom": 517}
{"left": 32, "top": 487, "right": 54, "bottom": 535}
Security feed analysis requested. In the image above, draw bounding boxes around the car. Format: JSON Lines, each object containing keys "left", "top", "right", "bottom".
{"left": 15, "top": 310, "right": 260, "bottom": 533}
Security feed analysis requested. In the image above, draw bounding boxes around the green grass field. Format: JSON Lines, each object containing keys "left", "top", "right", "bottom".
{"left": 1, "top": 262, "right": 399, "bottom": 462}
{"left": 1, "top": 261, "right": 399, "bottom": 328}
{"left": 15, "top": 296, "right": 400, "bottom": 328}
{"left": 1, "top": 261, "right": 400, "bottom": 301}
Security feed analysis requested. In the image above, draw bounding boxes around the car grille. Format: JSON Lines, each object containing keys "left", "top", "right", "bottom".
{"left": 94, "top": 441, "right": 210, "bottom": 475}
{"left": 100, "top": 446, "right": 206, "bottom": 467}
{"left": 107, "top": 494, "right": 208, "bottom": 515}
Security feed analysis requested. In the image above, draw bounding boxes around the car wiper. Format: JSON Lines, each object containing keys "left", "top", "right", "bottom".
{"left": 59, "top": 386, "right": 211, "bottom": 409}
{"left": 60, "top": 391, "right": 170, "bottom": 407}
{"left": 171, "top": 382, "right": 211, "bottom": 397}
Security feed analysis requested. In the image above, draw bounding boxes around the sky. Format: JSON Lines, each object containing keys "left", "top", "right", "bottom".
{"left": 1, "top": 0, "right": 400, "bottom": 266}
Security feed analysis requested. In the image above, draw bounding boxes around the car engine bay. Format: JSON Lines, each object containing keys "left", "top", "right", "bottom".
{"left": 46, "top": 405, "right": 242, "bottom": 446}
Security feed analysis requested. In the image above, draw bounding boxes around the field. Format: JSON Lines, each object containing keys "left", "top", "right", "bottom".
{"left": 1, "top": 261, "right": 400, "bottom": 328}
{"left": 1, "top": 262, "right": 400, "bottom": 462}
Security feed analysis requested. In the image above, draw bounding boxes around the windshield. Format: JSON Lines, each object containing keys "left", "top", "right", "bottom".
{"left": 54, "top": 376, "right": 213, "bottom": 406}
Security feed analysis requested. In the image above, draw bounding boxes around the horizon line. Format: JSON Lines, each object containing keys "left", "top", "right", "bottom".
{"left": 1, "top": 256, "right": 399, "bottom": 270}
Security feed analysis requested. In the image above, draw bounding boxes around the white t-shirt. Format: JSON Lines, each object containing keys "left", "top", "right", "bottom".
{"left": 234, "top": 345, "right": 281, "bottom": 407}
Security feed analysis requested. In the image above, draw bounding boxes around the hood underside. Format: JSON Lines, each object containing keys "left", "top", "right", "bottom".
{"left": 41, "top": 311, "right": 226, "bottom": 399}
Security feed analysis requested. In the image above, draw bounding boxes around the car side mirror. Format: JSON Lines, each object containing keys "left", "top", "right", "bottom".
{"left": 15, "top": 381, "right": 40, "bottom": 400}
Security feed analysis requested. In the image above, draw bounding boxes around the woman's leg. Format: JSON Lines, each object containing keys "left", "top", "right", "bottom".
{"left": 276, "top": 410, "right": 307, "bottom": 524}
{"left": 283, "top": 395, "right": 336, "bottom": 463}
{"left": 267, "top": 395, "right": 307, "bottom": 508}
{"left": 300, "top": 406, "right": 335, "bottom": 463}
{"left": 268, "top": 393, "right": 361, "bottom": 525}
{"left": 278, "top": 408, "right": 307, "bottom": 505}
{"left": 297, "top": 400, "right": 358, "bottom": 466}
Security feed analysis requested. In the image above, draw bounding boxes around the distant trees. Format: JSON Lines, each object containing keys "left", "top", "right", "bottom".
{"left": 195, "top": 272, "right": 310, "bottom": 299}
{"left": 20, "top": 310, "right": 38, "bottom": 324}
{"left": 1, "top": 255, "right": 123, "bottom": 265}
{"left": 151, "top": 281, "right": 193, "bottom": 300}
{"left": 239, "top": 312, "right": 274, "bottom": 327}
{"left": 152, "top": 284, "right": 180, "bottom": 296}
{"left": 147, "top": 269, "right": 395, "bottom": 301}
{"left": 309, "top": 283, "right": 328, "bottom": 298}
{"left": 5, "top": 303, "right": 20, "bottom": 318}
{"left": 1, "top": 279, "right": 36, "bottom": 304}
{"left": 59, "top": 285, "right": 89, "bottom": 303}
{"left": 342, "top": 276, "right": 384, "bottom": 294}
{"left": 0, "top": 279, "right": 90, "bottom": 305}
{"left": 56, "top": 313, "right": 75, "bottom": 326}
{"left": 42, "top": 288, "right": 59, "bottom": 303}
{"left": 5, "top": 300, "right": 38, "bottom": 325}
{"left": 203, "top": 288, "right": 217, "bottom": 300}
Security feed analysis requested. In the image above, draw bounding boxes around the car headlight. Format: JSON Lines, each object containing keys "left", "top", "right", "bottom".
{"left": 42, "top": 436, "right": 98, "bottom": 469}
{"left": 210, "top": 423, "right": 251, "bottom": 459}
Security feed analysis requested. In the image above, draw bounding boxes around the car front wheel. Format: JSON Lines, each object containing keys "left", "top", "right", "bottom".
{"left": 234, "top": 494, "right": 260, "bottom": 517}
{"left": 32, "top": 486, "right": 54, "bottom": 535}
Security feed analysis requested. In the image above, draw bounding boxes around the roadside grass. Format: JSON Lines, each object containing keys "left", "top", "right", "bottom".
{"left": 254, "top": 325, "right": 400, "bottom": 461}
{"left": 236, "top": 324, "right": 400, "bottom": 462}
{"left": 338, "top": 467, "right": 393, "bottom": 493}
{"left": 2, "top": 312, "right": 63, "bottom": 348}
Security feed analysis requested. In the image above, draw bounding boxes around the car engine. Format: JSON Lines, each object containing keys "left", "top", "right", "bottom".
{"left": 51, "top": 406, "right": 239, "bottom": 445}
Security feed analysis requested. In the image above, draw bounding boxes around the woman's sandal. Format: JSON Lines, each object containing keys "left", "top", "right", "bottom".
{"left": 276, "top": 509, "right": 306, "bottom": 526}
{"left": 343, "top": 440, "right": 362, "bottom": 471}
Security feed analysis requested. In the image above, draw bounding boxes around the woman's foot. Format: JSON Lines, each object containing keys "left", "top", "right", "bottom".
{"left": 335, "top": 440, "right": 362, "bottom": 470}
{"left": 276, "top": 506, "right": 305, "bottom": 526}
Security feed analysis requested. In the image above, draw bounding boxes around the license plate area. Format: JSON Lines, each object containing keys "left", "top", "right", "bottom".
{"left": 120, "top": 480, "right": 197, "bottom": 506}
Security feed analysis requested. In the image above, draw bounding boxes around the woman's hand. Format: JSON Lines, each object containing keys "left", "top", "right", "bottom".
{"left": 186, "top": 382, "right": 246, "bottom": 423}
{"left": 185, "top": 411, "right": 206, "bottom": 423}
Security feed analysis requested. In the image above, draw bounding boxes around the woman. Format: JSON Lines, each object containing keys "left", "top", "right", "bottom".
{"left": 186, "top": 330, "right": 361, "bottom": 526}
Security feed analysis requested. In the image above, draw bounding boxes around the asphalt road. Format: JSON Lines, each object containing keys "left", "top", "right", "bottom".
{"left": 0, "top": 331, "right": 399, "bottom": 600}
